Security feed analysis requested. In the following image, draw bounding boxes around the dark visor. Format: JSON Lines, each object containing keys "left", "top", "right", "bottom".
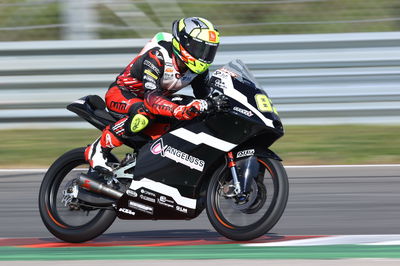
{"left": 181, "top": 37, "right": 218, "bottom": 64}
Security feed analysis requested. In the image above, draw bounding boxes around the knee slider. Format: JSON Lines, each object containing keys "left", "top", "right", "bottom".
{"left": 130, "top": 114, "right": 149, "bottom": 133}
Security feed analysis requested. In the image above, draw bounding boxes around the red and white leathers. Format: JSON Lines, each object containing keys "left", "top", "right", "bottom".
{"left": 85, "top": 32, "right": 211, "bottom": 172}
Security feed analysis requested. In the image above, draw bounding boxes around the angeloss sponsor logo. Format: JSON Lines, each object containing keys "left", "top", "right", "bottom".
{"left": 150, "top": 138, "right": 205, "bottom": 172}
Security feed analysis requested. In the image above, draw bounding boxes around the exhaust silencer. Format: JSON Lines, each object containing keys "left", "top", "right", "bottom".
{"left": 78, "top": 173, "right": 123, "bottom": 200}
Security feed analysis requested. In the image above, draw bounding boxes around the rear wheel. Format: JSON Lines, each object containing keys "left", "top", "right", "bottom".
{"left": 206, "top": 157, "right": 289, "bottom": 241}
{"left": 38, "top": 147, "right": 117, "bottom": 243}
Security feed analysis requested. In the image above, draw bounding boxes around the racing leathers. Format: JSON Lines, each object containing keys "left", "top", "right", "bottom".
{"left": 85, "top": 32, "right": 211, "bottom": 172}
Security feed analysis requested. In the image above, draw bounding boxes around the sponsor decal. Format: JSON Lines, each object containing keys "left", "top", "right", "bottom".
{"left": 129, "top": 201, "right": 153, "bottom": 215}
{"left": 165, "top": 68, "right": 174, "bottom": 72}
{"left": 171, "top": 96, "right": 183, "bottom": 102}
{"left": 214, "top": 78, "right": 227, "bottom": 90}
{"left": 144, "top": 60, "right": 161, "bottom": 75}
{"left": 144, "top": 69, "right": 158, "bottom": 80}
{"left": 118, "top": 208, "right": 135, "bottom": 216}
{"left": 159, "top": 195, "right": 175, "bottom": 204}
{"left": 126, "top": 190, "right": 138, "bottom": 197}
{"left": 209, "top": 30, "right": 216, "bottom": 42}
{"left": 110, "top": 101, "right": 127, "bottom": 111}
{"left": 152, "top": 103, "right": 173, "bottom": 112}
{"left": 220, "top": 68, "right": 238, "bottom": 78}
{"left": 237, "top": 149, "right": 255, "bottom": 158}
{"left": 150, "top": 138, "right": 205, "bottom": 172}
{"left": 164, "top": 73, "right": 174, "bottom": 80}
{"left": 140, "top": 194, "right": 156, "bottom": 203}
{"left": 145, "top": 82, "right": 157, "bottom": 90}
{"left": 233, "top": 106, "right": 254, "bottom": 117}
{"left": 140, "top": 189, "right": 156, "bottom": 197}
{"left": 157, "top": 198, "right": 174, "bottom": 208}
{"left": 176, "top": 205, "right": 188, "bottom": 214}
{"left": 144, "top": 75, "right": 156, "bottom": 82}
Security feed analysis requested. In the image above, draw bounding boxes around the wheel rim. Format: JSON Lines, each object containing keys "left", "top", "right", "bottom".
{"left": 46, "top": 159, "right": 105, "bottom": 228}
{"left": 212, "top": 159, "right": 278, "bottom": 229}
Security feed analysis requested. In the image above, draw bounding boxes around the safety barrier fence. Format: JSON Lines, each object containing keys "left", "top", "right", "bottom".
{"left": 1, "top": 31, "right": 400, "bottom": 129}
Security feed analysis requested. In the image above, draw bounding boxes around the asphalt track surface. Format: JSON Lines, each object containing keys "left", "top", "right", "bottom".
{"left": 1, "top": 165, "right": 399, "bottom": 239}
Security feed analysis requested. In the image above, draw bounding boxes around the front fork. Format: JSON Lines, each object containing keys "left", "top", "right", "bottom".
{"left": 227, "top": 152, "right": 242, "bottom": 195}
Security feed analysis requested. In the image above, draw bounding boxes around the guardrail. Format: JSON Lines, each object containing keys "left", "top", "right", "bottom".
{"left": 1, "top": 32, "right": 400, "bottom": 129}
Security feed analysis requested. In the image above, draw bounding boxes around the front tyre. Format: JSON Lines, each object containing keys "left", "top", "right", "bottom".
{"left": 38, "top": 147, "right": 116, "bottom": 243}
{"left": 206, "top": 157, "right": 289, "bottom": 241}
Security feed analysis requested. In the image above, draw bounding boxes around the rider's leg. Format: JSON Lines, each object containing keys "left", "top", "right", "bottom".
{"left": 85, "top": 86, "right": 152, "bottom": 172}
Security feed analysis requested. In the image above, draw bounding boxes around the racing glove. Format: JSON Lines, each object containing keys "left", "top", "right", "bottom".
{"left": 173, "top": 100, "right": 208, "bottom": 120}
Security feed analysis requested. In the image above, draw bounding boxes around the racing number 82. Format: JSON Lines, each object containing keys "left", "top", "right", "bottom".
{"left": 255, "top": 94, "right": 278, "bottom": 114}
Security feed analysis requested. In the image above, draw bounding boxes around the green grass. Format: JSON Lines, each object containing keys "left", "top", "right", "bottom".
{"left": 1, "top": 0, "right": 400, "bottom": 41}
{"left": 0, "top": 125, "right": 399, "bottom": 168}
{"left": 2, "top": 245, "right": 400, "bottom": 260}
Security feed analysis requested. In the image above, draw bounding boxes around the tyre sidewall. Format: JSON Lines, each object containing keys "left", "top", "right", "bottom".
{"left": 206, "top": 158, "right": 289, "bottom": 241}
{"left": 38, "top": 147, "right": 116, "bottom": 243}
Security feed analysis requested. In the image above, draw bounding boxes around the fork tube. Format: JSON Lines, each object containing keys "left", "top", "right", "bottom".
{"left": 227, "top": 152, "right": 241, "bottom": 194}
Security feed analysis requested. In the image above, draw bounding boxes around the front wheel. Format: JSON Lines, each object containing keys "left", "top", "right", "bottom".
{"left": 38, "top": 147, "right": 117, "bottom": 243}
{"left": 206, "top": 157, "right": 289, "bottom": 241}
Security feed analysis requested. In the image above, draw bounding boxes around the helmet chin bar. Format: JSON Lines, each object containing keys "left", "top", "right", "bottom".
{"left": 173, "top": 54, "right": 188, "bottom": 73}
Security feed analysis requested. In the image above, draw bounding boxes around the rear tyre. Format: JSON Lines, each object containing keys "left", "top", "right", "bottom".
{"left": 206, "top": 157, "right": 289, "bottom": 241}
{"left": 38, "top": 147, "right": 117, "bottom": 243}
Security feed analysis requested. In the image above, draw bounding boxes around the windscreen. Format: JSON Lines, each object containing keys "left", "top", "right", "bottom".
{"left": 219, "top": 59, "right": 263, "bottom": 89}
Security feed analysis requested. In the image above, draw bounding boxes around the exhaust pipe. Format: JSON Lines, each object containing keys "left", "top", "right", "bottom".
{"left": 78, "top": 173, "right": 123, "bottom": 200}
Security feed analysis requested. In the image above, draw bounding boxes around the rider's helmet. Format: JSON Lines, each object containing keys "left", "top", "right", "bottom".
{"left": 172, "top": 17, "right": 220, "bottom": 74}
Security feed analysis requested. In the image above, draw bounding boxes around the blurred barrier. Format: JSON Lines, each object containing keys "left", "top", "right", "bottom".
{"left": 1, "top": 31, "right": 400, "bottom": 129}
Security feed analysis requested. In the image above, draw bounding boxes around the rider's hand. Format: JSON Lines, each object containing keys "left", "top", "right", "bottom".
{"left": 208, "top": 95, "right": 230, "bottom": 112}
{"left": 173, "top": 100, "right": 208, "bottom": 120}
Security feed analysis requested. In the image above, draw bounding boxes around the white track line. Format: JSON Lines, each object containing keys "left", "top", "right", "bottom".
{"left": 244, "top": 235, "right": 400, "bottom": 247}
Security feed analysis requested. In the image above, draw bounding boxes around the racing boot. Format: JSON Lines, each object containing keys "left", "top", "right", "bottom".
{"left": 85, "top": 127, "right": 123, "bottom": 174}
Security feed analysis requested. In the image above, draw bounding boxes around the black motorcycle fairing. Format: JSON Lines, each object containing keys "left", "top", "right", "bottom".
{"left": 116, "top": 188, "right": 198, "bottom": 220}
{"left": 132, "top": 120, "right": 229, "bottom": 198}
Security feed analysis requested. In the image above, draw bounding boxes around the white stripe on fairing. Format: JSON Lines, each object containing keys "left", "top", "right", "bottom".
{"left": 243, "top": 235, "right": 400, "bottom": 247}
{"left": 170, "top": 128, "right": 237, "bottom": 152}
{"left": 129, "top": 178, "right": 196, "bottom": 209}
{"left": 222, "top": 74, "right": 275, "bottom": 128}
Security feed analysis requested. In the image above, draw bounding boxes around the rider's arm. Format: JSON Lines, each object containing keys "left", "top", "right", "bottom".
{"left": 140, "top": 49, "right": 207, "bottom": 120}
{"left": 191, "top": 70, "right": 212, "bottom": 99}
{"left": 139, "top": 49, "right": 178, "bottom": 117}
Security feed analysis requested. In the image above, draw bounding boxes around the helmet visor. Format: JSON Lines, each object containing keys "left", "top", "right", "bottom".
{"left": 182, "top": 37, "right": 218, "bottom": 64}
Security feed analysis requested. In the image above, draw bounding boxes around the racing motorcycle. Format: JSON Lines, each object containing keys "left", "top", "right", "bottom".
{"left": 39, "top": 59, "right": 289, "bottom": 243}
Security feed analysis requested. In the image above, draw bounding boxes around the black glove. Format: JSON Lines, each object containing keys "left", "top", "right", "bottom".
{"left": 207, "top": 94, "right": 230, "bottom": 113}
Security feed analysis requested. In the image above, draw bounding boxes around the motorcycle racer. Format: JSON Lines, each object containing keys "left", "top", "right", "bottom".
{"left": 85, "top": 17, "right": 220, "bottom": 173}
